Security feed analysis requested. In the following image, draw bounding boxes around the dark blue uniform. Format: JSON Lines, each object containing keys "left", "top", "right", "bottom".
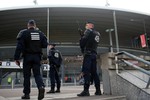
{"left": 14, "top": 27, "right": 48, "bottom": 96}
{"left": 48, "top": 47, "right": 62, "bottom": 93}
{"left": 78, "top": 28, "right": 101, "bottom": 96}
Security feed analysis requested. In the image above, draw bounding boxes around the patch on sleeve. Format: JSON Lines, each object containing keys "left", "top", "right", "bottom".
{"left": 95, "top": 35, "right": 100, "bottom": 42}
{"left": 54, "top": 52, "right": 59, "bottom": 58}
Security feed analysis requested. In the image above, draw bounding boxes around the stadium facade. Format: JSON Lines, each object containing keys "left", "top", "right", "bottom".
{"left": 0, "top": 5, "right": 150, "bottom": 86}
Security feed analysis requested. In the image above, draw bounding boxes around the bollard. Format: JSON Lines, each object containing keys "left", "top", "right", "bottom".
{"left": 61, "top": 79, "right": 63, "bottom": 86}
{"left": 11, "top": 80, "right": 14, "bottom": 89}
{"left": 30, "top": 79, "right": 32, "bottom": 88}
{"left": 46, "top": 79, "right": 48, "bottom": 87}
{"left": 74, "top": 78, "right": 76, "bottom": 86}
{"left": 115, "top": 56, "right": 119, "bottom": 74}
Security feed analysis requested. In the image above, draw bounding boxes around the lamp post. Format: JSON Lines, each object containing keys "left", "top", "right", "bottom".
{"left": 130, "top": 19, "right": 149, "bottom": 52}
{"left": 106, "top": 28, "right": 114, "bottom": 52}
{"left": 33, "top": 0, "right": 38, "bottom": 5}
{"left": 105, "top": 0, "right": 110, "bottom": 6}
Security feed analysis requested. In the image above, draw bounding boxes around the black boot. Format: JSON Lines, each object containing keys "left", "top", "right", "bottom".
{"left": 55, "top": 85, "right": 60, "bottom": 93}
{"left": 95, "top": 90, "right": 102, "bottom": 95}
{"left": 77, "top": 84, "right": 90, "bottom": 96}
{"left": 95, "top": 85, "right": 102, "bottom": 95}
{"left": 47, "top": 89, "right": 55, "bottom": 93}
{"left": 38, "top": 87, "right": 45, "bottom": 100}
{"left": 21, "top": 94, "right": 30, "bottom": 99}
{"left": 47, "top": 86, "right": 55, "bottom": 94}
{"left": 55, "top": 89, "right": 60, "bottom": 93}
{"left": 77, "top": 90, "right": 90, "bottom": 96}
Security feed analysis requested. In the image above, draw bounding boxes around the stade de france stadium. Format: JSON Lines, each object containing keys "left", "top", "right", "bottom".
{"left": 0, "top": 5, "right": 150, "bottom": 93}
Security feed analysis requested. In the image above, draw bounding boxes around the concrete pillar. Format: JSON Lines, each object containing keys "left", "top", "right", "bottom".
{"left": 100, "top": 52, "right": 118, "bottom": 95}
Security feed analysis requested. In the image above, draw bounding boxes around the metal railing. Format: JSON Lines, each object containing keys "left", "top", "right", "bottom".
{"left": 115, "top": 51, "right": 150, "bottom": 89}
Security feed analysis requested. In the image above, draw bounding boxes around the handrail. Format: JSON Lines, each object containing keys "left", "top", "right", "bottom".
{"left": 1, "top": 72, "right": 11, "bottom": 78}
{"left": 116, "top": 51, "right": 150, "bottom": 89}
{"left": 121, "top": 59, "right": 150, "bottom": 76}
{"left": 116, "top": 51, "right": 150, "bottom": 66}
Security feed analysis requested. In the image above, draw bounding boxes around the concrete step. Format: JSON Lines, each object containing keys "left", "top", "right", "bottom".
{"left": 55, "top": 95, "right": 126, "bottom": 100}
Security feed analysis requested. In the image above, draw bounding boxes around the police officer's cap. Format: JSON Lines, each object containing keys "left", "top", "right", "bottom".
{"left": 28, "top": 19, "right": 36, "bottom": 25}
{"left": 48, "top": 43, "right": 56, "bottom": 46}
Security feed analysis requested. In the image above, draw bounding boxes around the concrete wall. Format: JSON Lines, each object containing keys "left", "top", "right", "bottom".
{"left": 100, "top": 52, "right": 150, "bottom": 100}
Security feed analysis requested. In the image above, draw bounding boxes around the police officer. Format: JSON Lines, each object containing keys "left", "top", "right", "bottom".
{"left": 47, "top": 43, "right": 62, "bottom": 93}
{"left": 77, "top": 21, "right": 101, "bottom": 96}
{"left": 14, "top": 20, "right": 48, "bottom": 100}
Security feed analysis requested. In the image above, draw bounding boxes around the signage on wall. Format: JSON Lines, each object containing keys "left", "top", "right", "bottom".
{"left": 140, "top": 34, "right": 146, "bottom": 48}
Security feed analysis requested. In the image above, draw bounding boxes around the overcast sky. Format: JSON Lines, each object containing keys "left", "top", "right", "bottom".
{"left": 0, "top": 0, "right": 150, "bottom": 14}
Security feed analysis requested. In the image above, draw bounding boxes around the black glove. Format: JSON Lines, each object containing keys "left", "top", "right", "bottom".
{"left": 78, "top": 28, "right": 84, "bottom": 37}
{"left": 15, "top": 60, "right": 21, "bottom": 68}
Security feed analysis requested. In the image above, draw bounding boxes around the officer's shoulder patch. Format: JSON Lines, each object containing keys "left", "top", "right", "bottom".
{"left": 54, "top": 52, "right": 59, "bottom": 58}
{"left": 17, "top": 29, "right": 27, "bottom": 39}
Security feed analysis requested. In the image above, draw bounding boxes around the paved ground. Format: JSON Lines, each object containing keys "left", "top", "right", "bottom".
{"left": 0, "top": 86, "right": 125, "bottom": 100}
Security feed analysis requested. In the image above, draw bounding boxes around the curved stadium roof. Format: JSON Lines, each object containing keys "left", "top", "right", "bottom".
{"left": 0, "top": 5, "right": 150, "bottom": 47}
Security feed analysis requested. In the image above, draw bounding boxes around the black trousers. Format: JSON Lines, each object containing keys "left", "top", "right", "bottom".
{"left": 23, "top": 54, "right": 44, "bottom": 95}
{"left": 49, "top": 65, "right": 61, "bottom": 90}
{"left": 82, "top": 53, "right": 100, "bottom": 90}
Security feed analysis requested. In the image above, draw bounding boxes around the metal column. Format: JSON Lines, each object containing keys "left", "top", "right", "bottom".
{"left": 61, "top": 64, "right": 64, "bottom": 85}
{"left": 47, "top": 8, "right": 50, "bottom": 44}
{"left": 46, "top": 8, "right": 50, "bottom": 87}
{"left": 109, "top": 29, "right": 113, "bottom": 52}
{"left": 113, "top": 11, "right": 119, "bottom": 52}
{"left": 106, "top": 29, "right": 114, "bottom": 52}
{"left": 143, "top": 20, "right": 149, "bottom": 52}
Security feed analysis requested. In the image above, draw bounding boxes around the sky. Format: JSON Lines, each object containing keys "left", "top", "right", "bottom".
{"left": 0, "top": 0, "right": 150, "bottom": 14}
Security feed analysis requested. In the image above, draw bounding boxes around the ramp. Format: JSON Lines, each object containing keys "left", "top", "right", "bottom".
{"left": 116, "top": 71, "right": 150, "bottom": 100}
